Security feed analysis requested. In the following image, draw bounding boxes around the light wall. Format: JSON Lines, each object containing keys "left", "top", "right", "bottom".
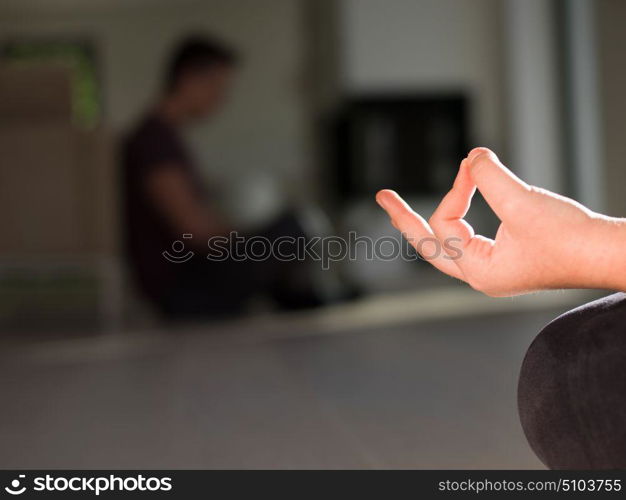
{"left": 339, "top": 0, "right": 506, "bottom": 153}
{"left": 502, "top": 0, "right": 564, "bottom": 192}
{"left": 0, "top": 0, "right": 512, "bottom": 203}
{"left": 2, "top": 0, "right": 584, "bottom": 220}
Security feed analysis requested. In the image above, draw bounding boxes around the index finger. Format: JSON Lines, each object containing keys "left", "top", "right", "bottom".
{"left": 376, "top": 189, "right": 465, "bottom": 281}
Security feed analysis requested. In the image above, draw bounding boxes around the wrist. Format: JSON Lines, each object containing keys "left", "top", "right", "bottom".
{"left": 585, "top": 216, "right": 626, "bottom": 291}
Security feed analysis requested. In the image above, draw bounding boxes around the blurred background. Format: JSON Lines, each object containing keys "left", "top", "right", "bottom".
{"left": 0, "top": 0, "right": 622, "bottom": 468}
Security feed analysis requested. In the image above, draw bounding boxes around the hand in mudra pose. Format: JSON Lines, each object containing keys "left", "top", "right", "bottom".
{"left": 376, "top": 148, "right": 626, "bottom": 296}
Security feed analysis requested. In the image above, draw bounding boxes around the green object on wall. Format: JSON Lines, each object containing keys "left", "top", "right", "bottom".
{"left": 2, "top": 40, "right": 101, "bottom": 128}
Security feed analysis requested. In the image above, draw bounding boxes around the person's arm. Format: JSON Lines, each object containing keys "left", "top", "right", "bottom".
{"left": 376, "top": 147, "right": 626, "bottom": 296}
{"left": 145, "top": 164, "right": 229, "bottom": 242}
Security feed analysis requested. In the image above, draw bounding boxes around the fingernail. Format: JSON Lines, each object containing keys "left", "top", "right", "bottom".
{"left": 468, "top": 148, "right": 490, "bottom": 163}
{"left": 375, "top": 192, "right": 387, "bottom": 210}
{"left": 467, "top": 150, "right": 481, "bottom": 163}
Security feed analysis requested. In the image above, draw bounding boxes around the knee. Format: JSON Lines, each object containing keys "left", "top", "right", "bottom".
{"left": 518, "top": 293, "right": 626, "bottom": 469}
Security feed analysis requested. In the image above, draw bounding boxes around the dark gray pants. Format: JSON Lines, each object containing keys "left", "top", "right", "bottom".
{"left": 159, "top": 212, "right": 320, "bottom": 320}
{"left": 518, "top": 293, "right": 626, "bottom": 469}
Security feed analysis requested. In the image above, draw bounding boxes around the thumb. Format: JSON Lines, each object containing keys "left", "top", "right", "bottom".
{"left": 467, "top": 147, "right": 530, "bottom": 220}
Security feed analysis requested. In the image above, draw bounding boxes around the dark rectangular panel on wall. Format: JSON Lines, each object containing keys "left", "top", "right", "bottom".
{"left": 333, "top": 94, "right": 469, "bottom": 200}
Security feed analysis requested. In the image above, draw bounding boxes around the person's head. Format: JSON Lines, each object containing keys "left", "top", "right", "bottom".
{"left": 164, "top": 35, "right": 238, "bottom": 121}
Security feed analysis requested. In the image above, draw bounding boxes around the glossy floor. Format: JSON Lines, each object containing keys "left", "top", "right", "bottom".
{"left": 0, "top": 294, "right": 586, "bottom": 469}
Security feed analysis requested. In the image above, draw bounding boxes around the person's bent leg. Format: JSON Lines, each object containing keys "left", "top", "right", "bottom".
{"left": 250, "top": 211, "right": 325, "bottom": 310}
{"left": 156, "top": 257, "right": 257, "bottom": 320}
{"left": 518, "top": 293, "right": 626, "bottom": 469}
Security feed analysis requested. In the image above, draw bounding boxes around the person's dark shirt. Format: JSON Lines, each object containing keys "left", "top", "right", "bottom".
{"left": 121, "top": 113, "right": 206, "bottom": 303}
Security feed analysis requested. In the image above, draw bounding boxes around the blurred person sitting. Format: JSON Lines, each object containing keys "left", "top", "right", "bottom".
{"left": 121, "top": 35, "right": 322, "bottom": 320}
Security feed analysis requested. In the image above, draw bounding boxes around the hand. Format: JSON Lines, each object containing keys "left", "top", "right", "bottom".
{"left": 376, "top": 147, "right": 626, "bottom": 296}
